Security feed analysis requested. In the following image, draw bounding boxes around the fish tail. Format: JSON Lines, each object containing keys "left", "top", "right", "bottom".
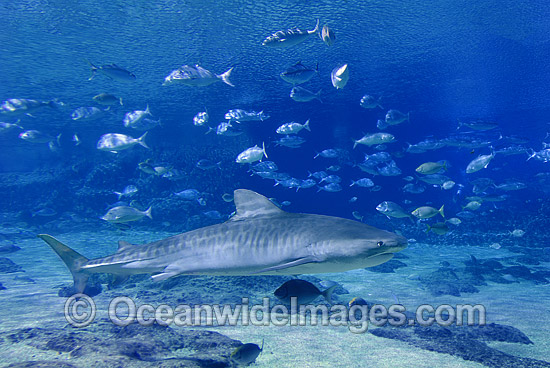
{"left": 119, "top": 98, "right": 123, "bottom": 106}
{"left": 303, "top": 119, "right": 311, "bottom": 131}
{"left": 85, "top": 59, "right": 98, "bottom": 80}
{"left": 114, "top": 191, "right": 122, "bottom": 200}
{"left": 262, "top": 141, "right": 268, "bottom": 158}
{"left": 144, "top": 206, "right": 153, "bottom": 219}
{"left": 526, "top": 149, "right": 535, "bottom": 161}
{"left": 315, "top": 89, "right": 323, "bottom": 103}
{"left": 353, "top": 139, "right": 358, "bottom": 149}
{"left": 47, "top": 98, "right": 62, "bottom": 109}
{"left": 138, "top": 131, "right": 149, "bottom": 149}
{"left": 37, "top": 234, "right": 90, "bottom": 294}
{"left": 321, "top": 284, "right": 337, "bottom": 304}
{"left": 145, "top": 104, "right": 152, "bottom": 116}
{"left": 312, "top": 19, "right": 320, "bottom": 35}
{"left": 439, "top": 205, "right": 445, "bottom": 218}
{"left": 219, "top": 67, "right": 235, "bottom": 87}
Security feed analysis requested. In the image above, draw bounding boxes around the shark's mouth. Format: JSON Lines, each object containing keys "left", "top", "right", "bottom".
{"left": 363, "top": 252, "right": 395, "bottom": 268}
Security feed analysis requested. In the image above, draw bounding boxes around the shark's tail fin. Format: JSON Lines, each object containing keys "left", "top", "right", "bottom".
{"left": 38, "top": 234, "right": 89, "bottom": 293}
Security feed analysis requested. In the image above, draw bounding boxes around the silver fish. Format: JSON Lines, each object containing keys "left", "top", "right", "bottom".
{"left": 93, "top": 93, "right": 123, "bottom": 106}
{"left": 196, "top": 159, "right": 221, "bottom": 170}
{"left": 86, "top": 60, "right": 136, "bottom": 82}
{"left": 378, "top": 161, "right": 402, "bottom": 176}
{"left": 123, "top": 105, "right": 153, "bottom": 129}
{"left": 1, "top": 98, "right": 62, "bottom": 116}
{"left": 290, "top": 86, "right": 322, "bottom": 102}
{"left": 350, "top": 178, "right": 374, "bottom": 188}
{"left": 466, "top": 152, "right": 495, "bottom": 173}
{"left": 353, "top": 133, "right": 395, "bottom": 148}
{"left": 71, "top": 106, "right": 104, "bottom": 120}
{"left": 276, "top": 119, "right": 311, "bottom": 135}
{"left": 360, "top": 95, "right": 383, "bottom": 109}
{"left": 224, "top": 109, "right": 269, "bottom": 122}
{"left": 174, "top": 189, "right": 204, "bottom": 204}
{"left": 215, "top": 121, "right": 243, "bottom": 136}
{"left": 114, "top": 185, "right": 138, "bottom": 200}
{"left": 320, "top": 24, "right": 336, "bottom": 46}
{"left": 458, "top": 120, "right": 498, "bottom": 131}
{"left": 193, "top": 111, "right": 209, "bottom": 126}
{"left": 274, "top": 135, "right": 306, "bottom": 148}
{"left": 528, "top": 148, "right": 550, "bottom": 162}
{"left": 0, "top": 120, "right": 23, "bottom": 132}
{"left": 376, "top": 201, "right": 412, "bottom": 219}
{"left": 280, "top": 62, "right": 318, "bottom": 85}
{"left": 19, "top": 130, "right": 54, "bottom": 143}
{"left": 385, "top": 109, "right": 409, "bottom": 126}
{"left": 236, "top": 143, "right": 267, "bottom": 164}
{"left": 96, "top": 132, "right": 149, "bottom": 152}
{"left": 331, "top": 63, "right": 349, "bottom": 90}
{"left": 39, "top": 189, "right": 407, "bottom": 292}
{"left": 317, "top": 183, "right": 342, "bottom": 192}
{"left": 101, "top": 206, "right": 152, "bottom": 223}
{"left": 163, "top": 64, "right": 234, "bottom": 87}
{"left": 262, "top": 20, "right": 320, "bottom": 48}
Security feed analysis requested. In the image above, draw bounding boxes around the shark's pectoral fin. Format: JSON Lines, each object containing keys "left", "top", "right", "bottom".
{"left": 151, "top": 271, "right": 178, "bottom": 282}
{"left": 151, "top": 263, "right": 187, "bottom": 282}
{"left": 251, "top": 255, "right": 325, "bottom": 274}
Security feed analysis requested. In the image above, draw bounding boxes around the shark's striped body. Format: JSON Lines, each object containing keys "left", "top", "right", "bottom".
{"left": 39, "top": 189, "right": 407, "bottom": 292}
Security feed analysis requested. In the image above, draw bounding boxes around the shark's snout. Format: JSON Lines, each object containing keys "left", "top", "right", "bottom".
{"left": 381, "top": 234, "right": 408, "bottom": 253}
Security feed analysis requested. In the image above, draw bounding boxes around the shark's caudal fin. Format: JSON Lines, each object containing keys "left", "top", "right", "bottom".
{"left": 38, "top": 234, "right": 89, "bottom": 293}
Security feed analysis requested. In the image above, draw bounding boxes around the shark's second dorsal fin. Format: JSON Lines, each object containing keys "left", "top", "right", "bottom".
{"left": 118, "top": 240, "right": 134, "bottom": 251}
{"left": 230, "top": 189, "right": 284, "bottom": 221}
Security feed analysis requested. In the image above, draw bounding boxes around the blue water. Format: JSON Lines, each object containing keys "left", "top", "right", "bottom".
{"left": 1, "top": 1, "right": 550, "bottom": 367}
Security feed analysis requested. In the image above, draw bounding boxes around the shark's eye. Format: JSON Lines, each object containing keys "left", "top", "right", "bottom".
{"left": 377, "top": 241, "right": 384, "bottom": 247}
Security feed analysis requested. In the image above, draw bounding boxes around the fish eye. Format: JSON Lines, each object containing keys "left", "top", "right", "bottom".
{"left": 377, "top": 241, "right": 384, "bottom": 247}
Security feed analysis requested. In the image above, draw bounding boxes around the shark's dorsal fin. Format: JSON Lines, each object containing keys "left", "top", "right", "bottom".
{"left": 230, "top": 189, "right": 284, "bottom": 221}
{"left": 118, "top": 240, "right": 134, "bottom": 251}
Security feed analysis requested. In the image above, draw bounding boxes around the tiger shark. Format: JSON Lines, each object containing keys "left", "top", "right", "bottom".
{"left": 39, "top": 189, "right": 407, "bottom": 293}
